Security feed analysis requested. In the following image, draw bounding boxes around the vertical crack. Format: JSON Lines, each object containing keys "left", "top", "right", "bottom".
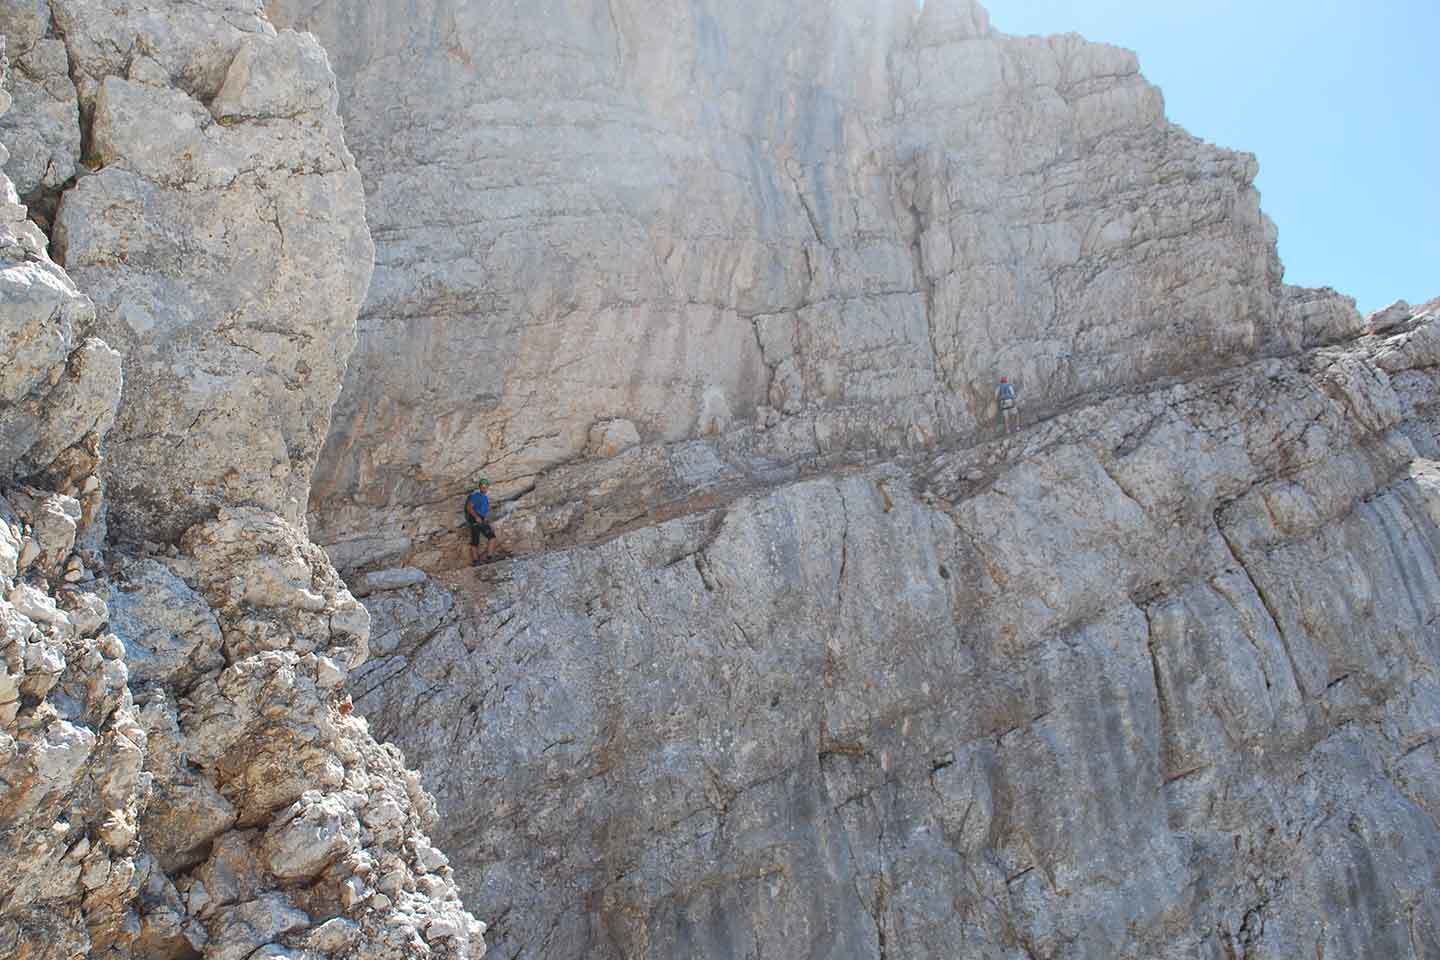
{"left": 835, "top": 480, "right": 850, "bottom": 609}
{"left": 800, "top": 243, "right": 818, "bottom": 303}
{"left": 1209, "top": 573, "right": 1277, "bottom": 693}
{"left": 604, "top": 0, "right": 626, "bottom": 78}
{"left": 1215, "top": 511, "right": 1310, "bottom": 701}
{"left": 903, "top": 165, "right": 942, "bottom": 389}
{"left": 874, "top": 808, "right": 891, "bottom": 960}
{"left": 786, "top": 162, "right": 823, "bottom": 245}
{"left": 10, "top": 4, "right": 73, "bottom": 239}
{"left": 845, "top": 797, "right": 892, "bottom": 960}
{"left": 30, "top": 0, "right": 91, "bottom": 248}
{"left": 750, "top": 315, "right": 778, "bottom": 410}
{"left": 1140, "top": 602, "right": 1175, "bottom": 784}
{"left": 874, "top": 872, "right": 890, "bottom": 960}
{"left": 264, "top": 197, "right": 287, "bottom": 255}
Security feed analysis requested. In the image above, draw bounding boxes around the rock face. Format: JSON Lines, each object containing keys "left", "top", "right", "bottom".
{"left": 0, "top": 8, "right": 485, "bottom": 959}
{"left": 6, "top": 0, "right": 1436, "bottom": 958}
{"left": 0, "top": 35, "right": 119, "bottom": 492}
{"left": 47, "top": 0, "right": 375, "bottom": 544}
{"left": 0, "top": 0, "right": 80, "bottom": 228}
{"left": 356, "top": 311, "right": 1440, "bottom": 960}
{"left": 252, "top": 0, "right": 1434, "bottom": 956}
{"left": 268, "top": 0, "right": 1333, "bottom": 573}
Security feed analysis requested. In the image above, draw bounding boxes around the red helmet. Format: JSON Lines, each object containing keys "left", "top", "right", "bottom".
{"left": 1000, "top": 376, "right": 1008, "bottom": 382}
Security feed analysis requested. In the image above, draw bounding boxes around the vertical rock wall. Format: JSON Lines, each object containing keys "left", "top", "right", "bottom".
{"left": 0, "top": 36, "right": 131, "bottom": 956}
{"left": 252, "top": 0, "right": 1435, "bottom": 956}
{"left": 0, "top": 1, "right": 79, "bottom": 231}
{"left": 8, "top": 0, "right": 1421, "bottom": 958}
{"left": 268, "top": 0, "right": 1327, "bottom": 574}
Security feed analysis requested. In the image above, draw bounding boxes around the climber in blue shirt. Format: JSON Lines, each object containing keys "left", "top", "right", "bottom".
{"left": 465, "top": 477, "right": 497, "bottom": 565}
{"left": 997, "top": 376, "right": 1018, "bottom": 434}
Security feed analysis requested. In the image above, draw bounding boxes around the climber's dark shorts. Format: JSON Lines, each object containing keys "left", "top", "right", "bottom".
{"left": 467, "top": 520, "right": 495, "bottom": 545}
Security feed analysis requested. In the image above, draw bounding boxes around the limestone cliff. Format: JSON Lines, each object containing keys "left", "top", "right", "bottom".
{"left": 0, "top": 6, "right": 485, "bottom": 959}
{"left": 268, "top": 0, "right": 1349, "bottom": 574}
{"left": 252, "top": 0, "right": 1440, "bottom": 957}
{"left": 348, "top": 306, "right": 1440, "bottom": 959}
{"left": 5, "top": 0, "right": 1437, "bottom": 958}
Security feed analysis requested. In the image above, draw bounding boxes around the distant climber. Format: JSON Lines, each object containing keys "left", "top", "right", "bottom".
{"left": 997, "top": 376, "right": 1018, "bottom": 434}
{"left": 465, "top": 477, "right": 498, "bottom": 564}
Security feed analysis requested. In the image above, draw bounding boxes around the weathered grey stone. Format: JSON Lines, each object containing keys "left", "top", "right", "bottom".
{"left": 49, "top": 0, "right": 274, "bottom": 107}
{"left": 4, "top": 1, "right": 1436, "bottom": 959}
{"left": 586, "top": 419, "right": 641, "bottom": 459}
{"left": 178, "top": 507, "right": 370, "bottom": 666}
{"left": 8, "top": 580, "right": 64, "bottom": 624}
{"left": 0, "top": 1, "right": 51, "bottom": 53}
{"left": 210, "top": 30, "right": 338, "bottom": 122}
{"left": 206, "top": 894, "right": 311, "bottom": 960}
{"left": 32, "top": 718, "right": 95, "bottom": 780}
{"left": 0, "top": 251, "right": 109, "bottom": 481}
{"left": 268, "top": 0, "right": 1285, "bottom": 574}
{"left": 28, "top": 491, "right": 78, "bottom": 574}
{"left": 0, "top": 259, "right": 75, "bottom": 408}
{"left": 56, "top": 589, "right": 107, "bottom": 636}
{"left": 0, "top": 498, "right": 19, "bottom": 579}
{"left": 350, "top": 566, "right": 428, "bottom": 598}
{"left": 136, "top": 697, "right": 239, "bottom": 875}
{"left": 358, "top": 575, "right": 453, "bottom": 659}
{"left": 1274, "top": 283, "right": 1364, "bottom": 351}
{"left": 351, "top": 316, "right": 1440, "bottom": 958}
{"left": 0, "top": 1, "right": 81, "bottom": 211}
{"left": 1375, "top": 319, "right": 1440, "bottom": 374}
{"left": 0, "top": 7, "right": 485, "bottom": 960}
{"left": 15, "top": 537, "right": 39, "bottom": 573}
{"left": 303, "top": 916, "right": 360, "bottom": 953}
{"left": 98, "top": 557, "right": 224, "bottom": 690}
{"left": 314, "top": 654, "right": 346, "bottom": 689}
{"left": 261, "top": 792, "right": 358, "bottom": 882}
{"left": 1367, "top": 298, "right": 1414, "bottom": 334}
{"left": 52, "top": 16, "right": 373, "bottom": 545}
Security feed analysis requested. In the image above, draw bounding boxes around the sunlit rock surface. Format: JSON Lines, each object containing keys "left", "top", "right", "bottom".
{"left": 50, "top": 0, "right": 375, "bottom": 544}
{"left": 254, "top": 0, "right": 1437, "bottom": 956}
{"left": 270, "top": 0, "right": 1325, "bottom": 573}
{"left": 6, "top": 0, "right": 1436, "bottom": 957}
{"left": 355, "top": 318, "right": 1440, "bottom": 958}
{"left": 0, "top": 9, "right": 486, "bottom": 959}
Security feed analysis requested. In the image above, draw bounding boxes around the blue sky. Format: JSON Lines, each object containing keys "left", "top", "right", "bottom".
{"left": 974, "top": 0, "right": 1437, "bottom": 313}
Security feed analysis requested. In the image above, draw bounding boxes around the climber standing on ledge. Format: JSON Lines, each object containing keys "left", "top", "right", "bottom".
{"left": 465, "top": 477, "right": 498, "bottom": 565}
{"left": 997, "top": 376, "right": 1019, "bottom": 434}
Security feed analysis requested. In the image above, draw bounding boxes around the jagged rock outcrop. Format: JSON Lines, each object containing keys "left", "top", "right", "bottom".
{"left": 1, "top": 499, "right": 487, "bottom": 958}
{"left": 1, "top": 9, "right": 485, "bottom": 959}
{"left": 0, "top": 1, "right": 79, "bottom": 229}
{"left": 0, "top": 44, "right": 119, "bottom": 494}
{"left": 44, "top": 0, "right": 375, "bottom": 544}
{"left": 267, "top": 0, "right": 1347, "bottom": 573}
